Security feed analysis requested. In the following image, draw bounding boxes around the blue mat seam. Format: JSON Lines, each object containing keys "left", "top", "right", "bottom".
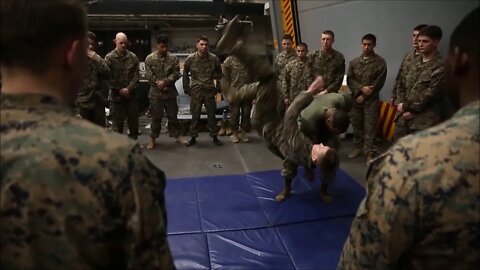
{"left": 245, "top": 174, "right": 275, "bottom": 228}
{"left": 273, "top": 226, "right": 298, "bottom": 270}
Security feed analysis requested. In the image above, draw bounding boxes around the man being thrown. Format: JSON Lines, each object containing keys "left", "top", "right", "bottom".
{"left": 219, "top": 35, "right": 349, "bottom": 203}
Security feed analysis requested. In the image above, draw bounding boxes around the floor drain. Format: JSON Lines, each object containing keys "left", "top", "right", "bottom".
{"left": 210, "top": 163, "right": 223, "bottom": 169}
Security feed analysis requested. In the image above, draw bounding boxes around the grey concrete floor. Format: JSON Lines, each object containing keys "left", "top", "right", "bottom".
{"left": 137, "top": 122, "right": 368, "bottom": 187}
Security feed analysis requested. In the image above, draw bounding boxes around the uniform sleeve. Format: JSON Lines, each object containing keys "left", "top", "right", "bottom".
{"left": 182, "top": 57, "right": 191, "bottom": 92}
{"left": 391, "top": 53, "right": 409, "bottom": 100}
{"left": 118, "top": 146, "right": 175, "bottom": 270}
{"left": 326, "top": 54, "right": 345, "bottom": 93}
{"left": 403, "top": 65, "right": 445, "bottom": 113}
{"left": 281, "top": 63, "right": 291, "bottom": 100}
{"left": 145, "top": 56, "right": 158, "bottom": 86}
{"left": 222, "top": 58, "right": 232, "bottom": 88}
{"left": 104, "top": 54, "right": 116, "bottom": 90}
{"left": 127, "top": 55, "right": 140, "bottom": 92}
{"left": 97, "top": 56, "right": 111, "bottom": 81}
{"left": 284, "top": 91, "right": 314, "bottom": 128}
{"left": 347, "top": 60, "right": 362, "bottom": 98}
{"left": 212, "top": 56, "right": 223, "bottom": 80}
{"left": 372, "top": 59, "right": 387, "bottom": 94}
{"left": 338, "top": 144, "right": 418, "bottom": 270}
{"left": 166, "top": 57, "right": 181, "bottom": 86}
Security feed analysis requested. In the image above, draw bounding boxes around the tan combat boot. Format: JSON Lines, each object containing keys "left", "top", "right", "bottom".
{"left": 239, "top": 129, "right": 249, "bottom": 142}
{"left": 225, "top": 127, "right": 233, "bottom": 136}
{"left": 231, "top": 132, "right": 240, "bottom": 143}
{"left": 218, "top": 121, "right": 226, "bottom": 136}
{"left": 348, "top": 148, "right": 362, "bottom": 159}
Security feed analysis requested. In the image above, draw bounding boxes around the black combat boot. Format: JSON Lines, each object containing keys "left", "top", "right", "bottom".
{"left": 185, "top": 137, "right": 196, "bottom": 147}
{"left": 212, "top": 136, "right": 222, "bottom": 146}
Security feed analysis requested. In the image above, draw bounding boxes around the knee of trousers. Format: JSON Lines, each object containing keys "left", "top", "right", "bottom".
{"left": 281, "top": 166, "right": 297, "bottom": 179}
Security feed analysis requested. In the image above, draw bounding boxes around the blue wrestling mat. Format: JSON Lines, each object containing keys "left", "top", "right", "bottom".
{"left": 165, "top": 169, "right": 365, "bottom": 270}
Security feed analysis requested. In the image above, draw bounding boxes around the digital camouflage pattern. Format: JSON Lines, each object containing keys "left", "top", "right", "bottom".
{"left": 347, "top": 53, "right": 387, "bottom": 155}
{"left": 338, "top": 100, "right": 480, "bottom": 270}
{"left": 77, "top": 52, "right": 110, "bottom": 110}
{"left": 145, "top": 51, "right": 182, "bottom": 138}
{"left": 104, "top": 49, "right": 140, "bottom": 100}
{"left": 0, "top": 94, "right": 175, "bottom": 270}
{"left": 391, "top": 49, "right": 422, "bottom": 102}
{"left": 281, "top": 58, "right": 315, "bottom": 103}
{"left": 105, "top": 49, "right": 140, "bottom": 138}
{"left": 391, "top": 49, "right": 422, "bottom": 139}
{"left": 399, "top": 52, "right": 445, "bottom": 132}
{"left": 222, "top": 55, "right": 253, "bottom": 131}
{"left": 234, "top": 82, "right": 314, "bottom": 180}
{"left": 310, "top": 49, "right": 345, "bottom": 93}
{"left": 274, "top": 50, "right": 295, "bottom": 91}
{"left": 145, "top": 51, "right": 181, "bottom": 100}
{"left": 183, "top": 52, "right": 222, "bottom": 137}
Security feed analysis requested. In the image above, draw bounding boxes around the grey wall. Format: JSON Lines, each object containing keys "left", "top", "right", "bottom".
{"left": 298, "top": 0, "right": 479, "bottom": 99}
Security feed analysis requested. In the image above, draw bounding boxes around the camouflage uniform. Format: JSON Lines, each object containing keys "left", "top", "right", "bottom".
{"left": 397, "top": 52, "right": 445, "bottom": 135}
{"left": 0, "top": 94, "right": 175, "bottom": 270}
{"left": 347, "top": 53, "right": 387, "bottom": 156}
{"left": 310, "top": 49, "right": 345, "bottom": 93}
{"left": 105, "top": 49, "right": 140, "bottom": 139}
{"left": 235, "top": 81, "right": 320, "bottom": 182}
{"left": 222, "top": 55, "right": 252, "bottom": 132}
{"left": 338, "top": 100, "right": 480, "bottom": 270}
{"left": 391, "top": 49, "right": 422, "bottom": 139}
{"left": 274, "top": 50, "right": 295, "bottom": 91}
{"left": 145, "top": 51, "right": 182, "bottom": 139}
{"left": 183, "top": 52, "right": 222, "bottom": 137}
{"left": 281, "top": 58, "right": 315, "bottom": 103}
{"left": 77, "top": 52, "right": 110, "bottom": 127}
{"left": 299, "top": 92, "right": 352, "bottom": 145}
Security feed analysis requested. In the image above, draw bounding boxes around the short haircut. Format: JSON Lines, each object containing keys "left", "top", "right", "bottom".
{"left": 320, "top": 148, "right": 339, "bottom": 181}
{"left": 362, "top": 33, "right": 377, "bottom": 43}
{"left": 322, "top": 30, "right": 335, "bottom": 39}
{"left": 419, "top": 25, "right": 443, "bottom": 41}
{"left": 0, "top": 0, "right": 87, "bottom": 72}
{"left": 155, "top": 33, "right": 169, "bottom": 44}
{"left": 332, "top": 110, "right": 350, "bottom": 133}
{"left": 87, "top": 31, "right": 96, "bottom": 41}
{"left": 296, "top": 42, "right": 308, "bottom": 51}
{"left": 449, "top": 7, "right": 478, "bottom": 58}
{"left": 196, "top": 35, "right": 209, "bottom": 44}
{"left": 282, "top": 34, "right": 293, "bottom": 41}
{"left": 414, "top": 24, "right": 428, "bottom": 31}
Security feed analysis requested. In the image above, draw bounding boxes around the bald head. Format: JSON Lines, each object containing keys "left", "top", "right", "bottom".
{"left": 114, "top": 32, "right": 128, "bottom": 54}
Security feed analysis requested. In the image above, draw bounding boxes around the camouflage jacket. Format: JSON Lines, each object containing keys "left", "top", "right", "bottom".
{"left": 276, "top": 91, "right": 314, "bottom": 167}
{"left": 274, "top": 50, "right": 296, "bottom": 78}
{"left": 183, "top": 52, "right": 222, "bottom": 93}
{"left": 222, "top": 55, "right": 251, "bottom": 89}
{"left": 310, "top": 49, "right": 345, "bottom": 93}
{"left": 400, "top": 52, "right": 446, "bottom": 130}
{"left": 0, "top": 94, "right": 175, "bottom": 270}
{"left": 104, "top": 49, "right": 140, "bottom": 100}
{"left": 391, "top": 49, "right": 422, "bottom": 102}
{"left": 282, "top": 58, "right": 315, "bottom": 102}
{"left": 77, "top": 52, "right": 110, "bottom": 110}
{"left": 338, "top": 100, "right": 480, "bottom": 270}
{"left": 347, "top": 53, "right": 387, "bottom": 103}
{"left": 145, "top": 51, "right": 181, "bottom": 100}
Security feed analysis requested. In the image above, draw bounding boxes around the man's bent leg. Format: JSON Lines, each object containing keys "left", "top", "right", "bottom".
{"left": 276, "top": 159, "right": 297, "bottom": 202}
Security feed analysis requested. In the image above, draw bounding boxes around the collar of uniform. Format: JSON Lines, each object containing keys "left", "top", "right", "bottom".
{"left": 156, "top": 51, "right": 168, "bottom": 59}
{"left": 0, "top": 93, "right": 73, "bottom": 115}
{"left": 113, "top": 49, "right": 129, "bottom": 58}
{"left": 195, "top": 52, "right": 210, "bottom": 59}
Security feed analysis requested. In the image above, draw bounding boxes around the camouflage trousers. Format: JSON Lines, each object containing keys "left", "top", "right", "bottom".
{"left": 79, "top": 104, "right": 105, "bottom": 127}
{"left": 189, "top": 88, "right": 218, "bottom": 137}
{"left": 349, "top": 99, "right": 378, "bottom": 155}
{"left": 229, "top": 100, "right": 252, "bottom": 132}
{"left": 111, "top": 99, "right": 139, "bottom": 139}
{"left": 149, "top": 97, "right": 180, "bottom": 138}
